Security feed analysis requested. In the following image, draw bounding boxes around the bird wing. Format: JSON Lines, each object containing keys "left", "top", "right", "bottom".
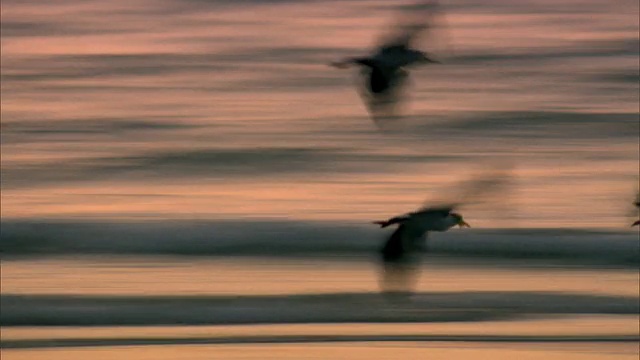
{"left": 374, "top": 214, "right": 411, "bottom": 228}
{"left": 413, "top": 204, "right": 456, "bottom": 217}
{"left": 380, "top": 224, "right": 408, "bottom": 261}
{"left": 354, "top": 67, "right": 410, "bottom": 129}
{"left": 380, "top": 223, "right": 427, "bottom": 262}
{"left": 626, "top": 189, "right": 640, "bottom": 223}
{"left": 376, "top": 0, "right": 442, "bottom": 52}
{"left": 418, "top": 165, "right": 513, "bottom": 212}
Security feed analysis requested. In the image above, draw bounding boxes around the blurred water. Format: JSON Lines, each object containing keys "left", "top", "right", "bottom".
{"left": 1, "top": 257, "right": 638, "bottom": 358}
{"left": 1, "top": 1, "right": 639, "bottom": 358}
{"left": 1, "top": 0, "right": 639, "bottom": 227}
{"left": 1, "top": 220, "right": 639, "bottom": 265}
{"left": 3, "top": 341, "right": 638, "bottom": 360}
{"left": 2, "top": 256, "right": 638, "bottom": 297}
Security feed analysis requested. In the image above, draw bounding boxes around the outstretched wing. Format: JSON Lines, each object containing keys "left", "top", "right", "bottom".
{"left": 413, "top": 204, "right": 456, "bottom": 217}
{"left": 380, "top": 224, "right": 407, "bottom": 262}
{"left": 376, "top": 0, "right": 442, "bottom": 51}
{"left": 373, "top": 214, "right": 411, "bottom": 228}
{"left": 627, "top": 189, "right": 640, "bottom": 225}
{"left": 380, "top": 223, "right": 427, "bottom": 262}
{"left": 456, "top": 167, "right": 513, "bottom": 207}
{"left": 419, "top": 165, "right": 514, "bottom": 212}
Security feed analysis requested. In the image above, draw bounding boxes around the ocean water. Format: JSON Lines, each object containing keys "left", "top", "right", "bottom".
{"left": 1, "top": 257, "right": 639, "bottom": 359}
{"left": 1, "top": 0, "right": 639, "bottom": 358}
{"left": 2, "top": 0, "right": 639, "bottom": 226}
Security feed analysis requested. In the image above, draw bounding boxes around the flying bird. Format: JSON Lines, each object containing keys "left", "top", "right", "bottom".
{"left": 372, "top": 167, "right": 512, "bottom": 297}
{"left": 330, "top": 0, "right": 447, "bottom": 128}
{"left": 374, "top": 204, "right": 468, "bottom": 296}
{"left": 632, "top": 193, "right": 639, "bottom": 227}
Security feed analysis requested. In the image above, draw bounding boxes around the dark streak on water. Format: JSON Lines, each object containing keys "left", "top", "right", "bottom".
{"left": 2, "top": 291, "right": 637, "bottom": 327}
{"left": 3, "top": 334, "right": 638, "bottom": 350}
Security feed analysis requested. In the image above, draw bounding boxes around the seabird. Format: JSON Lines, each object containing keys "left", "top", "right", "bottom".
{"left": 373, "top": 204, "right": 469, "bottom": 295}
{"left": 371, "top": 166, "right": 512, "bottom": 297}
{"left": 330, "top": 0, "right": 445, "bottom": 127}
{"left": 632, "top": 194, "right": 639, "bottom": 227}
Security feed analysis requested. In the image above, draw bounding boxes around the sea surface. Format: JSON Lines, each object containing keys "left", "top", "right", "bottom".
{"left": 1, "top": 0, "right": 639, "bottom": 358}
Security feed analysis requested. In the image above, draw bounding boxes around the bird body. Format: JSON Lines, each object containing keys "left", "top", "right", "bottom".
{"left": 375, "top": 207, "right": 468, "bottom": 233}
{"left": 374, "top": 206, "right": 469, "bottom": 294}
{"left": 376, "top": 208, "right": 467, "bottom": 261}
{"left": 375, "top": 47, "right": 435, "bottom": 69}
{"left": 370, "top": 168, "right": 511, "bottom": 296}
{"left": 407, "top": 208, "right": 466, "bottom": 232}
{"left": 332, "top": 50, "right": 435, "bottom": 96}
{"left": 329, "top": 0, "right": 444, "bottom": 126}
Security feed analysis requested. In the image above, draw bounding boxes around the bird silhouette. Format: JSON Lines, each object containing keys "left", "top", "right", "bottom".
{"left": 632, "top": 192, "right": 639, "bottom": 227}
{"left": 372, "top": 167, "right": 512, "bottom": 297}
{"left": 330, "top": 0, "right": 447, "bottom": 129}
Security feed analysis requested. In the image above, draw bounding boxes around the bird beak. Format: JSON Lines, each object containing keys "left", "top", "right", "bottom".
{"left": 458, "top": 220, "right": 471, "bottom": 228}
{"left": 632, "top": 220, "right": 640, "bottom": 227}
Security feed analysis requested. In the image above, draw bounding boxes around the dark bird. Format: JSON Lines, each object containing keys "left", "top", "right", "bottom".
{"left": 373, "top": 204, "right": 469, "bottom": 296}
{"left": 330, "top": 0, "right": 446, "bottom": 128}
{"left": 632, "top": 193, "right": 639, "bottom": 227}
{"left": 371, "top": 166, "right": 512, "bottom": 297}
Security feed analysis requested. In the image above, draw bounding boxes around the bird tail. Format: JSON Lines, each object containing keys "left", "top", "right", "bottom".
{"left": 632, "top": 220, "right": 640, "bottom": 227}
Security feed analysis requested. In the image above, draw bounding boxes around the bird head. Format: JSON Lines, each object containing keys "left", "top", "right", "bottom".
{"left": 450, "top": 212, "right": 470, "bottom": 228}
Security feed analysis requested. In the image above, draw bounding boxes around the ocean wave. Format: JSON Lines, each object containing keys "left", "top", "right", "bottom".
{"left": 1, "top": 291, "right": 637, "bottom": 327}
{"left": 4, "top": 334, "right": 638, "bottom": 350}
{"left": 1, "top": 220, "right": 638, "bottom": 265}
{"left": 1, "top": 147, "right": 456, "bottom": 189}
{"left": 422, "top": 111, "right": 640, "bottom": 140}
